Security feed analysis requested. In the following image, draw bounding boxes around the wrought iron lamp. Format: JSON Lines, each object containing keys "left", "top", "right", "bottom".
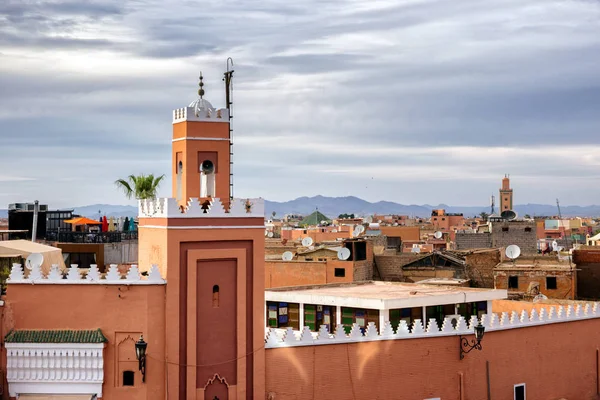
{"left": 135, "top": 335, "right": 147, "bottom": 382}
{"left": 459, "top": 322, "right": 485, "bottom": 360}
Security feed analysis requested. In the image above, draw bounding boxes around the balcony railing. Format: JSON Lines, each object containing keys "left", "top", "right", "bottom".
{"left": 46, "top": 231, "right": 138, "bottom": 243}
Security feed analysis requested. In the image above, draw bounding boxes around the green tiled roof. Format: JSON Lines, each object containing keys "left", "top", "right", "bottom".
{"left": 5, "top": 329, "right": 107, "bottom": 344}
{"left": 300, "top": 211, "right": 331, "bottom": 226}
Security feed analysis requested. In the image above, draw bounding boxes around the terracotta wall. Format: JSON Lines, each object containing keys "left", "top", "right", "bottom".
{"left": 494, "top": 269, "right": 576, "bottom": 299}
{"left": 379, "top": 226, "right": 420, "bottom": 241}
{"left": 265, "top": 318, "right": 600, "bottom": 400}
{"left": 265, "top": 260, "right": 354, "bottom": 288}
{"left": 2, "top": 283, "right": 166, "bottom": 400}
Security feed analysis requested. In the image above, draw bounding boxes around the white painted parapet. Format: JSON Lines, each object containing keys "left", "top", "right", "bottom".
{"left": 264, "top": 305, "right": 600, "bottom": 348}
{"left": 138, "top": 197, "right": 264, "bottom": 218}
{"left": 172, "top": 105, "right": 229, "bottom": 124}
{"left": 7, "top": 263, "right": 166, "bottom": 285}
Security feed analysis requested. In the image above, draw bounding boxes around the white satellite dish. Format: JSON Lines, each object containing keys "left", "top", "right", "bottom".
{"left": 338, "top": 247, "right": 351, "bottom": 261}
{"left": 25, "top": 253, "right": 44, "bottom": 270}
{"left": 365, "top": 216, "right": 373, "bottom": 224}
{"left": 434, "top": 231, "right": 443, "bottom": 239}
{"left": 267, "top": 231, "right": 274, "bottom": 238}
{"left": 393, "top": 222, "right": 399, "bottom": 226}
{"left": 411, "top": 247, "right": 421, "bottom": 254}
{"left": 282, "top": 251, "right": 293, "bottom": 261}
{"left": 353, "top": 225, "right": 365, "bottom": 236}
{"left": 505, "top": 244, "right": 521, "bottom": 260}
{"left": 264, "top": 229, "right": 269, "bottom": 237}
{"left": 302, "top": 237, "right": 313, "bottom": 247}
{"left": 552, "top": 241, "right": 558, "bottom": 251}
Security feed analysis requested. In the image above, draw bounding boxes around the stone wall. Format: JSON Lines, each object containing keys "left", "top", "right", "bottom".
{"left": 490, "top": 220, "right": 537, "bottom": 254}
{"left": 464, "top": 250, "right": 501, "bottom": 288}
{"left": 455, "top": 232, "right": 492, "bottom": 250}
{"left": 373, "top": 254, "right": 423, "bottom": 281}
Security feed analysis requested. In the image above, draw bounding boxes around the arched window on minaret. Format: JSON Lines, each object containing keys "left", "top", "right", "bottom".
{"left": 212, "top": 285, "right": 219, "bottom": 308}
{"left": 200, "top": 160, "right": 216, "bottom": 198}
{"left": 176, "top": 161, "right": 183, "bottom": 201}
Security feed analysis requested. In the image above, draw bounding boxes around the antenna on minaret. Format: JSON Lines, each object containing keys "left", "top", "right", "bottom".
{"left": 198, "top": 71, "right": 205, "bottom": 99}
{"left": 223, "top": 58, "right": 235, "bottom": 200}
{"left": 491, "top": 195, "right": 495, "bottom": 215}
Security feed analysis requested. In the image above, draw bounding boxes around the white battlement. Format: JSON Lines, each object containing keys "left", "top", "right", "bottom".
{"left": 138, "top": 197, "right": 264, "bottom": 218}
{"left": 265, "top": 304, "right": 600, "bottom": 348}
{"left": 7, "top": 263, "right": 166, "bottom": 285}
{"left": 172, "top": 106, "right": 229, "bottom": 124}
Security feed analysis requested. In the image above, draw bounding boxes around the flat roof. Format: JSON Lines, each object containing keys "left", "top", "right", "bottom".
{"left": 265, "top": 281, "right": 507, "bottom": 310}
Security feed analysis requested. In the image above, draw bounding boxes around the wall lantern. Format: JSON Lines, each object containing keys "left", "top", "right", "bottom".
{"left": 135, "top": 335, "right": 147, "bottom": 382}
{"left": 459, "top": 322, "right": 485, "bottom": 360}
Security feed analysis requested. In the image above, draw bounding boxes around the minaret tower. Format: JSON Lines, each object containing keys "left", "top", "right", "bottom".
{"left": 138, "top": 71, "right": 265, "bottom": 400}
{"left": 499, "top": 174, "right": 513, "bottom": 212}
{"left": 172, "top": 72, "right": 231, "bottom": 207}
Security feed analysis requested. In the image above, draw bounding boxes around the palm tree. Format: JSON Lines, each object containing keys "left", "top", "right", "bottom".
{"left": 114, "top": 174, "right": 165, "bottom": 200}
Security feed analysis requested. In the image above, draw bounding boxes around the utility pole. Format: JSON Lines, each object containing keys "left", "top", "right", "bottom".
{"left": 31, "top": 200, "right": 39, "bottom": 242}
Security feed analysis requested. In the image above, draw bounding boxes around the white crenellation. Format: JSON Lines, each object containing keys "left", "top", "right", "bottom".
{"left": 334, "top": 324, "right": 347, "bottom": 340}
{"left": 426, "top": 318, "right": 439, "bottom": 334}
{"left": 468, "top": 315, "right": 479, "bottom": 330}
{"left": 365, "top": 322, "right": 378, "bottom": 338}
{"left": 317, "top": 325, "right": 331, "bottom": 341}
{"left": 148, "top": 264, "right": 165, "bottom": 282}
{"left": 138, "top": 197, "right": 264, "bottom": 218}
{"left": 349, "top": 324, "right": 363, "bottom": 339}
{"left": 7, "top": 264, "right": 165, "bottom": 285}
{"left": 455, "top": 316, "right": 469, "bottom": 333}
{"left": 6, "top": 343, "right": 104, "bottom": 398}
{"left": 172, "top": 106, "right": 229, "bottom": 124}
{"left": 86, "top": 265, "right": 100, "bottom": 282}
{"left": 566, "top": 305, "right": 575, "bottom": 319}
{"left": 125, "top": 265, "right": 140, "bottom": 281}
{"left": 48, "top": 264, "right": 63, "bottom": 281}
{"left": 557, "top": 306, "right": 565, "bottom": 319}
{"left": 381, "top": 321, "right": 395, "bottom": 337}
{"left": 396, "top": 320, "right": 410, "bottom": 336}
{"left": 9, "top": 263, "right": 24, "bottom": 281}
{"left": 67, "top": 265, "right": 80, "bottom": 281}
{"left": 440, "top": 317, "right": 454, "bottom": 333}
{"left": 264, "top": 304, "right": 600, "bottom": 348}
{"left": 300, "top": 327, "right": 313, "bottom": 343}
{"left": 411, "top": 319, "right": 425, "bottom": 335}
{"left": 29, "top": 263, "right": 42, "bottom": 281}
{"left": 105, "top": 264, "right": 121, "bottom": 281}
{"left": 584, "top": 304, "right": 591, "bottom": 316}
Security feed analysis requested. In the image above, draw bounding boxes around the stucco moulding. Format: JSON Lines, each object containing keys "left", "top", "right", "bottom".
{"left": 172, "top": 106, "right": 229, "bottom": 124}
{"left": 264, "top": 305, "right": 600, "bottom": 348}
{"left": 7, "top": 263, "right": 166, "bottom": 285}
{"left": 138, "top": 197, "right": 265, "bottom": 219}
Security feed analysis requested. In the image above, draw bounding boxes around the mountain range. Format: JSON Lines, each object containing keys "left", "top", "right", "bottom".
{"left": 1, "top": 196, "right": 599, "bottom": 218}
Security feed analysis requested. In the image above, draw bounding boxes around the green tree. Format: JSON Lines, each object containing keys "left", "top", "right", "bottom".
{"left": 479, "top": 212, "right": 489, "bottom": 220}
{"left": 114, "top": 174, "right": 165, "bottom": 200}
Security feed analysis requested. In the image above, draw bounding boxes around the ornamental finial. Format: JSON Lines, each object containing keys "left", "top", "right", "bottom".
{"left": 198, "top": 72, "right": 205, "bottom": 99}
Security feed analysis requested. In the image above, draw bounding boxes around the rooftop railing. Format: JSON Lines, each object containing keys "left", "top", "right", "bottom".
{"left": 46, "top": 230, "right": 138, "bottom": 243}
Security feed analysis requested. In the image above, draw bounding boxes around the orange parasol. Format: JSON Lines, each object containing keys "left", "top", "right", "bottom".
{"left": 63, "top": 217, "right": 103, "bottom": 226}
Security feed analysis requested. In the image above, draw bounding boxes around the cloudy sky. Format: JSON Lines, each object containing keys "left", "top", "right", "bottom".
{"left": 1, "top": 0, "right": 599, "bottom": 208}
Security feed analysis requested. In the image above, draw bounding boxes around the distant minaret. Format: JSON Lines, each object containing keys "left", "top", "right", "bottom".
{"left": 499, "top": 174, "right": 513, "bottom": 212}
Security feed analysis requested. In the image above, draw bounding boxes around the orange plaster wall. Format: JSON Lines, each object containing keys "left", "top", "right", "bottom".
{"left": 265, "top": 318, "right": 600, "bottom": 400}
{"left": 379, "top": 226, "right": 420, "bottom": 241}
{"left": 265, "top": 260, "right": 355, "bottom": 289}
{"left": 3, "top": 284, "right": 166, "bottom": 400}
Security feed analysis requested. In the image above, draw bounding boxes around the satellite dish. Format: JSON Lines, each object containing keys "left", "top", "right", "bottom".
{"left": 365, "top": 216, "right": 373, "bottom": 224}
{"left": 338, "top": 248, "right": 351, "bottom": 261}
{"left": 353, "top": 225, "right": 365, "bottom": 236}
{"left": 264, "top": 229, "right": 269, "bottom": 237}
{"left": 25, "top": 253, "right": 44, "bottom": 270}
{"left": 302, "top": 237, "right": 313, "bottom": 247}
{"left": 505, "top": 244, "right": 521, "bottom": 260}
{"left": 268, "top": 231, "right": 274, "bottom": 238}
{"left": 434, "top": 231, "right": 443, "bottom": 239}
{"left": 533, "top": 293, "right": 549, "bottom": 302}
{"left": 282, "top": 251, "right": 293, "bottom": 261}
{"left": 501, "top": 210, "right": 517, "bottom": 220}
{"left": 411, "top": 247, "right": 421, "bottom": 254}
{"left": 393, "top": 222, "right": 399, "bottom": 226}
{"left": 552, "top": 241, "right": 558, "bottom": 251}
